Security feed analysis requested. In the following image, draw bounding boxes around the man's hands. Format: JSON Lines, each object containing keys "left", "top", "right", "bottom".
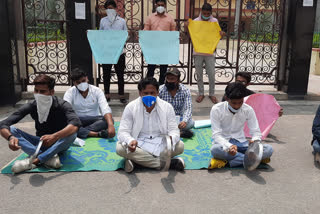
{"left": 228, "top": 145, "right": 237, "bottom": 156}
{"left": 220, "top": 31, "right": 226, "bottom": 37}
{"left": 108, "top": 124, "right": 116, "bottom": 138}
{"left": 8, "top": 136, "right": 21, "bottom": 151}
{"left": 178, "top": 121, "right": 187, "bottom": 130}
{"left": 41, "top": 134, "right": 59, "bottom": 147}
{"left": 279, "top": 108, "right": 284, "bottom": 117}
{"left": 128, "top": 140, "right": 138, "bottom": 152}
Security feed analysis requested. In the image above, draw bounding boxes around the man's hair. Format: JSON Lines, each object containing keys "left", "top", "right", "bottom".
{"left": 34, "top": 75, "right": 55, "bottom": 90}
{"left": 71, "top": 68, "right": 87, "bottom": 81}
{"left": 155, "top": 0, "right": 166, "bottom": 5}
{"left": 202, "top": 3, "right": 212, "bottom": 11}
{"left": 104, "top": 0, "right": 117, "bottom": 9}
{"left": 138, "top": 77, "right": 159, "bottom": 91}
{"left": 225, "top": 82, "right": 248, "bottom": 99}
{"left": 235, "top": 72, "right": 252, "bottom": 83}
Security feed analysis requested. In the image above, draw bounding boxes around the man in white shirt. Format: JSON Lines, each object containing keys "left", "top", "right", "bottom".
{"left": 64, "top": 68, "right": 115, "bottom": 139}
{"left": 209, "top": 82, "right": 273, "bottom": 169}
{"left": 117, "top": 77, "right": 185, "bottom": 172}
{"left": 100, "top": 0, "right": 127, "bottom": 103}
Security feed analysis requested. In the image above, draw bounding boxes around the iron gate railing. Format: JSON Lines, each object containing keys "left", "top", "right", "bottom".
{"left": 23, "top": 0, "right": 70, "bottom": 85}
{"left": 22, "top": 0, "right": 285, "bottom": 87}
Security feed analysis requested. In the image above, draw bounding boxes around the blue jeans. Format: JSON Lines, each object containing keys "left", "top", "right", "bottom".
{"left": 78, "top": 116, "right": 108, "bottom": 138}
{"left": 10, "top": 126, "right": 76, "bottom": 163}
{"left": 313, "top": 139, "right": 320, "bottom": 153}
{"left": 210, "top": 139, "right": 273, "bottom": 167}
{"left": 183, "top": 119, "right": 195, "bottom": 131}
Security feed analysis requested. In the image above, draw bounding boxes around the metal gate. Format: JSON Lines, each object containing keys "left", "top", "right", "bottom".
{"left": 21, "top": 0, "right": 285, "bottom": 86}
{"left": 23, "top": 0, "right": 70, "bottom": 85}
{"left": 95, "top": 0, "right": 285, "bottom": 86}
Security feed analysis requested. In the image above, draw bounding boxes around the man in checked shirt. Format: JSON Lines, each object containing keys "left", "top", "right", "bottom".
{"left": 159, "top": 68, "right": 194, "bottom": 138}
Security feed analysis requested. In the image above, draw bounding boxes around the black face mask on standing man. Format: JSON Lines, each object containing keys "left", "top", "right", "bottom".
{"left": 165, "top": 81, "right": 178, "bottom": 91}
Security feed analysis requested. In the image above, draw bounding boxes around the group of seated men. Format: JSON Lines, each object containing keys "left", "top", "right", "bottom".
{"left": 0, "top": 69, "right": 279, "bottom": 173}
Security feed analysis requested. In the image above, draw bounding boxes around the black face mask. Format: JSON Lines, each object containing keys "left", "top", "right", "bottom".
{"left": 165, "top": 81, "right": 177, "bottom": 91}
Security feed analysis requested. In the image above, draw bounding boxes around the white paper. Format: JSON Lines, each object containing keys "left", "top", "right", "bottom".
{"left": 303, "top": 0, "right": 313, "bottom": 7}
{"left": 75, "top": 2, "right": 86, "bottom": 20}
{"left": 73, "top": 137, "right": 85, "bottom": 147}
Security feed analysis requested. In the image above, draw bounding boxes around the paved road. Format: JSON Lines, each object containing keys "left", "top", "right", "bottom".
{"left": 0, "top": 101, "right": 319, "bottom": 213}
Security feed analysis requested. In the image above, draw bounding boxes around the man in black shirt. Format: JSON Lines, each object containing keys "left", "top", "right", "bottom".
{"left": 0, "top": 75, "right": 81, "bottom": 173}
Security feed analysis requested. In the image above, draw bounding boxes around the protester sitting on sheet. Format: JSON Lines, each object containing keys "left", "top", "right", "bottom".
{"left": 144, "top": 0, "right": 176, "bottom": 85}
{"left": 64, "top": 68, "right": 115, "bottom": 139}
{"left": 312, "top": 105, "right": 320, "bottom": 163}
{"left": 208, "top": 82, "right": 273, "bottom": 169}
{"left": 159, "top": 68, "right": 194, "bottom": 138}
{"left": 0, "top": 75, "right": 81, "bottom": 174}
{"left": 116, "top": 77, "right": 185, "bottom": 172}
{"left": 222, "top": 72, "right": 283, "bottom": 117}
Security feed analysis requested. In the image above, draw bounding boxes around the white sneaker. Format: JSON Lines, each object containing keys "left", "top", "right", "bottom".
{"left": 44, "top": 154, "right": 62, "bottom": 169}
{"left": 11, "top": 158, "right": 36, "bottom": 174}
{"left": 124, "top": 159, "right": 134, "bottom": 173}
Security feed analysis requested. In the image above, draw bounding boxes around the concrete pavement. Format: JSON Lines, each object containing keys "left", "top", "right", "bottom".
{"left": 0, "top": 75, "right": 320, "bottom": 213}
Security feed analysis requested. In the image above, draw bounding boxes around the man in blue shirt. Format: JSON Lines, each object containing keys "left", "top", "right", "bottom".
{"left": 100, "top": 0, "right": 127, "bottom": 103}
{"left": 159, "top": 68, "right": 194, "bottom": 138}
{"left": 312, "top": 105, "right": 320, "bottom": 163}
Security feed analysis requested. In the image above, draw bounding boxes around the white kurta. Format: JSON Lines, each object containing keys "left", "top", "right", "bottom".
{"left": 210, "top": 102, "right": 262, "bottom": 150}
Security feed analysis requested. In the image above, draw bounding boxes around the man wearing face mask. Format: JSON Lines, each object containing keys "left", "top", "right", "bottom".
{"left": 192, "top": 3, "right": 225, "bottom": 104}
{"left": 64, "top": 68, "right": 115, "bottom": 139}
{"left": 208, "top": 82, "right": 273, "bottom": 169}
{"left": 144, "top": 0, "right": 176, "bottom": 85}
{"left": 159, "top": 68, "right": 194, "bottom": 138}
{"left": 100, "top": 0, "right": 127, "bottom": 104}
{"left": 0, "top": 75, "right": 81, "bottom": 174}
{"left": 116, "top": 77, "right": 185, "bottom": 173}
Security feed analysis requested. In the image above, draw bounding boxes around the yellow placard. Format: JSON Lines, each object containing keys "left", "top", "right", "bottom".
{"left": 188, "top": 19, "right": 222, "bottom": 55}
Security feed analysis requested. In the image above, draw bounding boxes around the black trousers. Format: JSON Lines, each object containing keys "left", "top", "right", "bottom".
{"left": 102, "top": 53, "right": 125, "bottom": 95}
{"left": 147, "top": 64, "right": 168, "bottom": 85}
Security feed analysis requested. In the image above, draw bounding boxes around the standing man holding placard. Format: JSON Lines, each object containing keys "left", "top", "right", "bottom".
{"left": 193, "top": 3, "right": 225, "bottom": 104}
{"left": 100, "top": 0, "right": 127, "bottom": 104}
{"left": 144, "top": 0, "right": 176, "bottom": 85}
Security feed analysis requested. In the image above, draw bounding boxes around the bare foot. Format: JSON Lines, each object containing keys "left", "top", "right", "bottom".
{"left": 196, "top": 95, "right": 205, "bottom": 103}
{"left": 209, "top": 96, "right": 218, "bottom": 104}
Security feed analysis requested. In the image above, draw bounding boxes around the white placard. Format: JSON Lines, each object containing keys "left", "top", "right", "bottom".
{"left": 303, "top": 0, "right": 313, "bottom": 7}
{"left": 75, "top": 2, "right": 86, "bottom": 20}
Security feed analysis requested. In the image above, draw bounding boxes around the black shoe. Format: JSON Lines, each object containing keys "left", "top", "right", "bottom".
{"left": 169, "top": 157, "right": 185, "bottom": 171}
{"left": 180, "top": 130, "right": 194, "bottom": 138}
{"left": 120, "top": 98, "right": 127, "bottom": 104}
{"left": 98, "top": 130, "right": 109, "bottom": 138}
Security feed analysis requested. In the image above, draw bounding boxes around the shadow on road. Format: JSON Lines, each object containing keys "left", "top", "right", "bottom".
{"left": 117, "top": 170, "right": 141, "bottom": 194}
{"left": 29, "top": 172, "right": 71, "bottom": 187}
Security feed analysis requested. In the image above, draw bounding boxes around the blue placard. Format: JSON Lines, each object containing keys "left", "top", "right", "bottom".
{"left": 87, "top": 30, "right": 128, "bottom": 64}
{"left": 139, "top": 31, "right": 180, "bottom": 65}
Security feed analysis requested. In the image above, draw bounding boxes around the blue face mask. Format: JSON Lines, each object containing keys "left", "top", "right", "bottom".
{"left": 142, "top": 95, "right": 157, "bottom": 108}
{"left": 201, "top": 15, "right": 210, "bottom": 20}
{"left": 228, "top": 103, "right": 240, "bottom": 114}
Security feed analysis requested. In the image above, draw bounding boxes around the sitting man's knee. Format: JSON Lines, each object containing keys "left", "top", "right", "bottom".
{"left": 264, "top": 144, "right": 273, "bottom": 155}
{"left": 211, "top": 144, "right": 223, "bottom": 156}
{"left": 116, "top": 142, "right": 126, "bottom": 157}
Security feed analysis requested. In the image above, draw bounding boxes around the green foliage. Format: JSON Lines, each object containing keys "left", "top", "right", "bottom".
{"left": 26, "top": 23, "right": 66, "bottom": 43}
{"left": 313, "top": 32, "right": 320, "bottom": 48}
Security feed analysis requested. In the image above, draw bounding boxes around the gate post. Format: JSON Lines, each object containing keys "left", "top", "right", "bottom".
{"left": 66, "top": 0, "right": 94, "bottom": 83}
{"left": 282, "top": 0, "right": 317, "bottom": 96}
{"left": 0, "top": 0, "right": 22, "bottom": 105}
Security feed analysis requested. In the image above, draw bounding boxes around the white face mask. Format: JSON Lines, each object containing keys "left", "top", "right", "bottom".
{"left": 106, "top": 9, "right": 117, "bottom": 22}
{"left": 228, "top": 103, "right": 241, "bottom": 114}
{"left": 34, "top": 93, "right": 53, "bottom": 124}
{"left": 156, "top": 6, "right": 165, "bottom": 14}
{"left": 77, "top": 82, "right": 89, "bottom": 92}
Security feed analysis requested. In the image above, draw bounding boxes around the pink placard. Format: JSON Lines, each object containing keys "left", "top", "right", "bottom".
{"left": 244, "top": 94, "right": 281, "bottom": 140}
